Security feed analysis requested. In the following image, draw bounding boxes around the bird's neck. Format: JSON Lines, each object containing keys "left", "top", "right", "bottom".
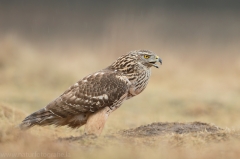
{"left": 108, "top": 61, "right": 150, "bottom": 82}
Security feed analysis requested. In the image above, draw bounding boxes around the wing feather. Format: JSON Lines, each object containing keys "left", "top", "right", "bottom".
{"left": 45, "top": 70, "right": 130, "bottom": 117}
{"left": 19, "top": 70, "right": 131, "bottom": 129}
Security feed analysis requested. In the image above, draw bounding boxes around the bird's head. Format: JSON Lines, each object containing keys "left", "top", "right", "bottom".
{"left": 130, "top": 50, "right": 162, "bottom": 68}
{"left": 109, "top": 50, "right": 162, "bottom": 72}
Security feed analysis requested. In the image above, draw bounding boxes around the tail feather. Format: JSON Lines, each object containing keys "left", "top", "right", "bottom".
{"left": 19, "top": 108, "right": 90, "bottom": 130}
{"left": 19, "top": 108, "right": 59, "bottom": 130}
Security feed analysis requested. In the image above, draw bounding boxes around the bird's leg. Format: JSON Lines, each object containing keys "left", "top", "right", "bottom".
{"left": 84, "top": 107, "right": 112, "bottom": 136}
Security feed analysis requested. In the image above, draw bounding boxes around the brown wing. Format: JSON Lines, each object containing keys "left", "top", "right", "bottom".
{"left": 19, "top": 70, "right": 130, "bottom": 130}
{"left": 45, "top": 70, "right": 130, "bottom": 118}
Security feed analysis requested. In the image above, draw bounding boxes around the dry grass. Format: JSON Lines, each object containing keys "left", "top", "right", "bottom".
{"left": 0, "top": 35, "right": 240, "bottom": 159}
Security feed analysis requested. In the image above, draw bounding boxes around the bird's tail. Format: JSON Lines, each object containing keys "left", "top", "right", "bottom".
{"left": 19, "top": 108, "right": 59, "bottom": 130}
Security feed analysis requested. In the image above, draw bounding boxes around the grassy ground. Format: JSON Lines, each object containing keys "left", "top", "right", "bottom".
{"left": 0, "top": 36, "right": 240, "bottom": 159}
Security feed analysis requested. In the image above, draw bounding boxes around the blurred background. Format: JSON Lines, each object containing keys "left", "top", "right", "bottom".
{"left": 0, "top": 0, "right": 240, "bottom": 133}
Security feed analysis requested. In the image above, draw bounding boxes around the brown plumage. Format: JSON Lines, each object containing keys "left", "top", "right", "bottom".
{"left": 19, "top": 50, "right": 162, "bottom": 135}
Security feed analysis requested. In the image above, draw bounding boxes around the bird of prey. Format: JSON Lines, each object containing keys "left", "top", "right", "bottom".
{"left": 19, "top": 50, "right": 162, "bottom": 135}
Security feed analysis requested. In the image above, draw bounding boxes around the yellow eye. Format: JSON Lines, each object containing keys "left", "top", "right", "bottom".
{"left": 144, "top": 55, "right": 150, "bottom": 59}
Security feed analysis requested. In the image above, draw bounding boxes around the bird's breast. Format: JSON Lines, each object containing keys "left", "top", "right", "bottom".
{"left": 127, "top": 69, "right": 151, "bottom": 98}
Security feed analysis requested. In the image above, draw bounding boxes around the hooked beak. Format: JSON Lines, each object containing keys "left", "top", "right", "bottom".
{"left": 159, "top": 58, "right": 162, "bottom": 65}
{"left": 151, "top": 56, "right": 162, "bottom": 68}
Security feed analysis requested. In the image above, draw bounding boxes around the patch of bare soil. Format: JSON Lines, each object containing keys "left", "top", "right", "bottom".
{"left": 119, "top": 122, "right": 223, "bottom": 137}
{"left": 59, "top": 122, "right": 224, "bottom": 143}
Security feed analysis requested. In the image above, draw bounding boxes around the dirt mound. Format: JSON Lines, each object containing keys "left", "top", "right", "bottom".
{"left": 120, "top": 122, "right": 223, "bottom": 137}
{"left": 0, "top": 104, "right": 26, "bottom": 124}
{"left": 0, "top": 104, "right": 26, "bottom": 140}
